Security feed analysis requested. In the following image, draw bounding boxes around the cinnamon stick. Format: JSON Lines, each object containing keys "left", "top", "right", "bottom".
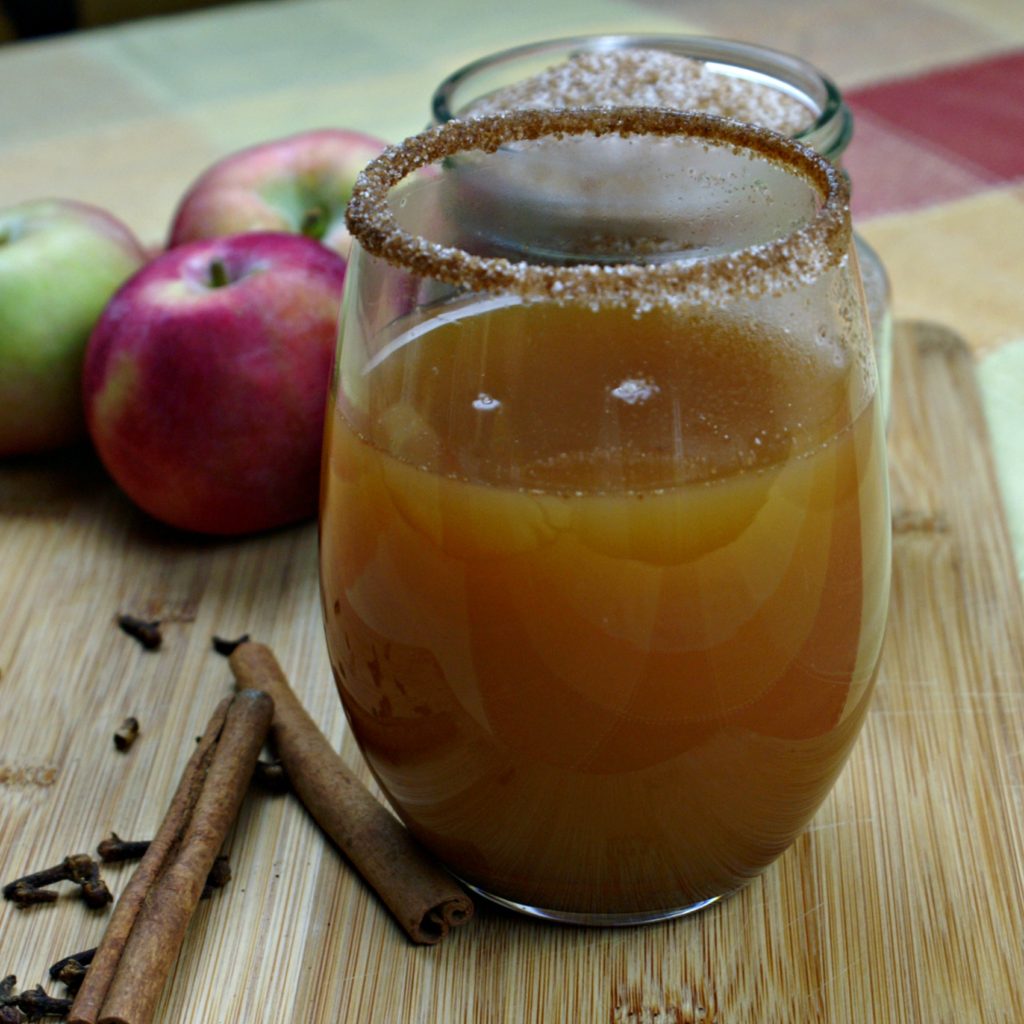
{"left": 69, "top": 689, "right": 273, "bottom": 1024}
{"left": 227, "top": 641, "right": 473, "bottom": 944}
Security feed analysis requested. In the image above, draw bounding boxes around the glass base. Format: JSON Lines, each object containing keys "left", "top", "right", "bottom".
{"left": 460, "top": 878, "right": 724, "bottom": 927}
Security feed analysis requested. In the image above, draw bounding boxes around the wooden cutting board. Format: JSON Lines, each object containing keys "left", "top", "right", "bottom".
{"left": 1, "top": 321, "right": 1022, "bottom": 1022}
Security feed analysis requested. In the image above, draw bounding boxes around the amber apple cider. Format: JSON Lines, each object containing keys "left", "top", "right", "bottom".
{"left": 320, "top": 296, "right": 889, "bottom": 916}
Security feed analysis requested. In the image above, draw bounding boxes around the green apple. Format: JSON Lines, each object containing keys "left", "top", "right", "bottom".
{"left": 0, "top": 199, "right": 147, "bottom": 456}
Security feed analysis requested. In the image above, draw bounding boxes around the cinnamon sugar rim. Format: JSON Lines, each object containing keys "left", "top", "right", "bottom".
{"left": 345, "top": 107, "right": 852, "bottom": 308}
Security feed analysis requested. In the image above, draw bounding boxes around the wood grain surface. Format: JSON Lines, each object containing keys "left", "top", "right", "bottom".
{"left": 0, "top": 321, "right": 1022, "bottom": 1022}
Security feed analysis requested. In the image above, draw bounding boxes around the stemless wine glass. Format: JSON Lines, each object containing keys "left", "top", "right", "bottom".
{"left": 320, "top": 108, "right": 891, "bottom": 925}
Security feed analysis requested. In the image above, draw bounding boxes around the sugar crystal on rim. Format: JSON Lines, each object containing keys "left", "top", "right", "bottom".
{"left": 344, "top": 107, "right": 851, "bottom": 312}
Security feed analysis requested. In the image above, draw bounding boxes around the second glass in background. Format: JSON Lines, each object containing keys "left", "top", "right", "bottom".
{"left": 430, "top": 33, "right": 893, "bottom": 421}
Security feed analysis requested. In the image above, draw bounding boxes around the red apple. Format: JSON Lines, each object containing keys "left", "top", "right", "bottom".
{"left": 167, "top": 129, "right": 387, "bottom": 259}
{"left": 83, "top": 232, "right": 346, "bottom": 535}
{"left": 0, "top": 199, "right": 147, "bottom": 456}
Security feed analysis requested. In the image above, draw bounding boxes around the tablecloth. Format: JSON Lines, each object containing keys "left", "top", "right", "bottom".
{"left": 2, "top": 0, "right": 1021, "bottom": 586}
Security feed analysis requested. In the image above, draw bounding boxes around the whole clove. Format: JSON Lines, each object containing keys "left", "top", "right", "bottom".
{"left": 52, "top": 960, "right": 87, "bottom": 995}
{"left": 49, "top": 950, "right": 96, "bottom": 995}
{"left": 3, "top": 855, "right": 111, "bottom": 910}
{"left": 96, "top": 835, "right": 230, "bottom": 896}
{"left": 116, "top": 615, "right": 162, "bottom": 651}
{"left": 0, "top": 976, "right": 25, "bottom": 1023}
{"left": 113, "top": 718, "right": 140, "bottom": 753}
{"left": 212, "top": 634, "right": 250, "bottom": 657}
{"left": 66, "top": 855, "right": 112, "bottom": 911}
{"left": 96, "top": 835, "right": 149, "bottom": 864}
{"left": 253, "top": 757, "right": 290, "bottom": 793}
{"left": 16, "top": 986, "right": 71, "bottom": 1020}
{"left": 200, "top": 855, "right": 232, "bottom": 900}
{"left": 2, "top": 882, "right": 58, "bottom": 908}
{"left": 4, "top": 863, "right": 73, "bottom": 896}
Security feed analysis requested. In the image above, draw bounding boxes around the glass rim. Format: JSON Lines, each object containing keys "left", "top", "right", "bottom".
{"left": 344, "top": 106, "right": 853, "bottom": 310}
{"left": 429, "top": 33, "right": 854, "bottom": 161}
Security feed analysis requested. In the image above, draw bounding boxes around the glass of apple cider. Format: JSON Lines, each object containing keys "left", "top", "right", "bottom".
{"left": 322, "top": 108, "right": 891, "bottom": 925}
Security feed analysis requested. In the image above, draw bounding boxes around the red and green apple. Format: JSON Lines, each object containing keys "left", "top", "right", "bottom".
{"left": 167, "top": 129, "right": 387, "bottom": 259}
{"left": 83, "top": 232, "right": 347, "bottom": 535}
